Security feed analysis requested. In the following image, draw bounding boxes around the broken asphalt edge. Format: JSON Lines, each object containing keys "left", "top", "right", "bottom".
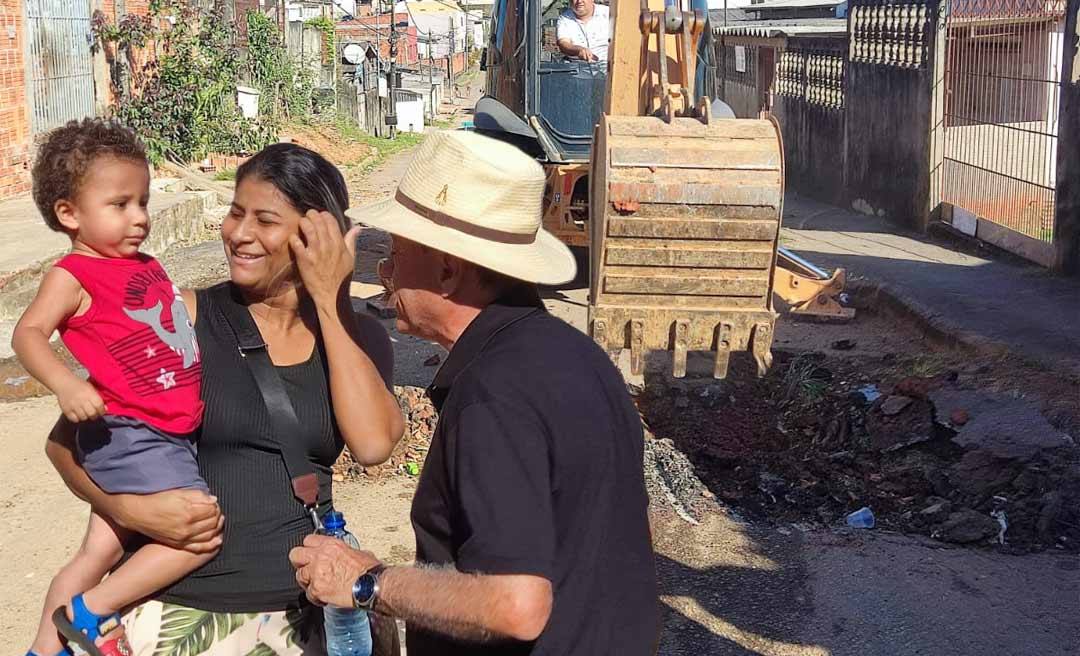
{"left": 844, "top": 279, "right": 1075, "bottom": 379}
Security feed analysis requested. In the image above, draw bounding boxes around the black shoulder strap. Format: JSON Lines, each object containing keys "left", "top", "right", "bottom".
{"left": 208, "top": 284, "right": 321, "bottom": 515}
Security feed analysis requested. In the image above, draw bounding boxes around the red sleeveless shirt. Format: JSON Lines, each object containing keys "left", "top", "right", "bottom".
{"left": 55, "top": 254, "right": 203, "bottom": 434}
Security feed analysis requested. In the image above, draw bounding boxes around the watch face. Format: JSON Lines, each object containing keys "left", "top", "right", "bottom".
{"left": 354, "top": 574, "right": 377, "bottom": 607}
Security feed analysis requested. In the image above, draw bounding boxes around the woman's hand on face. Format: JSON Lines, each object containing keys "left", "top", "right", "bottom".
{"left": 290, "top": 210, "right": 361, "bottom": 308}
{"left": 116, "top": 489, "right": 224, "bottom": 554}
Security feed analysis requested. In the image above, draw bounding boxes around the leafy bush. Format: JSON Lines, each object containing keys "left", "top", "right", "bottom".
{"left": 94, "top": 0, "right": 314, "bottom": 163}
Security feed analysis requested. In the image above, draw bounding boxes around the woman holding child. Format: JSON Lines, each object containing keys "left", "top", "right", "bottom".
{"left": 19, "top": 119, "right": 403, "bottom": 655}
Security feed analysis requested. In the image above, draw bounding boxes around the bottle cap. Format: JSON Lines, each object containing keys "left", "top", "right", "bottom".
{"left": 323, "top": 510, "right": 346, "bottom": 532}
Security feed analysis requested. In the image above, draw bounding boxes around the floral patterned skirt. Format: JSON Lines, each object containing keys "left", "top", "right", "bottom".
{"left": 120, "top": 600, "right": 326, "bottom": 656}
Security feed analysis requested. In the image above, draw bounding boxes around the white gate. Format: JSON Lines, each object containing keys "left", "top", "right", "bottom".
{"left": 24, "top": 0, "right": 96, "bottom": 134}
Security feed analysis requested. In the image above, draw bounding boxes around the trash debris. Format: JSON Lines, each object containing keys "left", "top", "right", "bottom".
{"left": 846, "top": 507, "right": 875, "bottom": 529}
{"left": 405, "top": 462, "right": 421, "bottom": 476}
{"left": 991, "top": 509, "right": 1008, "bottom": 545}
{"left": 3, "top": 376, "right": 29, "bottom": 386}
{"left": 949, "top": 408, "right": 970, "bottom": 426}
{"left": 859, "top": 384, "right": 882, "bottom": 402}
{"left": 423, "top": 354, "right": 441, "bottom": 367}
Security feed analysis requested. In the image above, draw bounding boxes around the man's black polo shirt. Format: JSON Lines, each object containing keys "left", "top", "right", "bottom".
{"left": 407, "top": 288, "right": 658, "bottom": 656}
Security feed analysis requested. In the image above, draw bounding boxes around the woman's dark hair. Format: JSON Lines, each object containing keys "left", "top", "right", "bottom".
{"left": 235, "top": 143, "right": 350, "bottom": 233}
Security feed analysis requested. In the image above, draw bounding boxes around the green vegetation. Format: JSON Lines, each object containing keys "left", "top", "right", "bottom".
{"left": 247, "top": 11, "right": 319, "bottom": 122}
{"left": 94, "top": 1, "right": 427, "bottom": 165}
{"left": 334, "top": 118, "right": 426, "bottom": 171}
{"left": 94, "top": 1, "right": 278, "bottom": 163}
{"left": 213, "top": 168, "right": 237, "bottom": 181}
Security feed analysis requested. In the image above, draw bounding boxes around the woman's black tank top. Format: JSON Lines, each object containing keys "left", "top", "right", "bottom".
{"left": 157, "top": 282, "right": 344, "bottom": 612}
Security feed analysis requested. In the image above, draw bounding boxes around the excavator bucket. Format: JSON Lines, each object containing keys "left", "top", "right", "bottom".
{"left": 588, "top": 116, "right": 784, "bottom": 379}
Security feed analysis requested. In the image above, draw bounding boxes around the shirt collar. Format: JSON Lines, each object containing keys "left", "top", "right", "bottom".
{"left": 426, "top": 285, "right": 544, "bottom": 412}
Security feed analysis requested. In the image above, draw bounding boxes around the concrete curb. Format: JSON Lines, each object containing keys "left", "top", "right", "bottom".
{"left": 846, "top": 279, "right": 1014, "bottom": 362}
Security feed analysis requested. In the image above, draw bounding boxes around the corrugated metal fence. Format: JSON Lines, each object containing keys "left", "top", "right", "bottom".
{"left": 24, "top": 0, "right": 96, "bottom": 134}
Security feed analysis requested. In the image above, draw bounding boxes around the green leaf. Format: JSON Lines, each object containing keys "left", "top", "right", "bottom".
{"left": 243, "top": 643, "right": 280, "bottom": 656}
{"left": 152, "top": 605, "right": 257, "bottom": 656}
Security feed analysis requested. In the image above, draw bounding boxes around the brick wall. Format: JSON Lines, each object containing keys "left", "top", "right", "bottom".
{"left": 0, "top": 0, "right": 30, "bottom": 200}
{"left": 337, "top": 15, "right": 420, "bottom": 65}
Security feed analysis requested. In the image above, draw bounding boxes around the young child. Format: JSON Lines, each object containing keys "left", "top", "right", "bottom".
{"left": 12, "top": 118, "right": 215, "bottom": 656}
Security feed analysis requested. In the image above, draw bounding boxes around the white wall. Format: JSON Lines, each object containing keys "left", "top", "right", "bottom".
{"left": 407, "top": 11, "right": 467, "bottom": 58}
{"left": 707, "top": 0, "right": 755, "bottom": 8}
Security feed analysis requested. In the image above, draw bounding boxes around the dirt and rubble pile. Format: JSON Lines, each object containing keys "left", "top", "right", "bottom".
{"left": 284, "top": 125, "right": 377, "bottom": 167}
{"left": 636, "top": 351, "right": 1080, "bottom": 553}
{"left": 334, "top": 386, "right": 436, "bottom": 481}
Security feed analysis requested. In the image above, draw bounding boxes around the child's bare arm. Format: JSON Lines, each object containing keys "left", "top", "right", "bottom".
{"left": 12, "top": 268, "right": 105, "bottom": 421}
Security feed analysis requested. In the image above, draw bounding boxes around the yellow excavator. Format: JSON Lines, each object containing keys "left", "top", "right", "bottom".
{"left": 472, "top": 0, "right": 852, "bottom": 378}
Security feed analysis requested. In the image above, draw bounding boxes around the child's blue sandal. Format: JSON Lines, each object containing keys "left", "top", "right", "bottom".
{"left": 51, "top": 594, "right": 129, "bottom": 656}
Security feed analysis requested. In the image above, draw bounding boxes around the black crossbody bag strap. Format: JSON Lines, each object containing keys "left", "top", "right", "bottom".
{"left": 209, "top": 285, "right": 321, "bottom": 522}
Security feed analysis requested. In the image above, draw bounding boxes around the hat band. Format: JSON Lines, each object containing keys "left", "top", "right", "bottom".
{"left": 395, "top": 190, "right": 538, "bottom": 245}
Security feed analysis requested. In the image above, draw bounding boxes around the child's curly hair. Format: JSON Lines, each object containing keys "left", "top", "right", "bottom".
{"left": 31, "top": 118, "right": 148, "bottom": 233}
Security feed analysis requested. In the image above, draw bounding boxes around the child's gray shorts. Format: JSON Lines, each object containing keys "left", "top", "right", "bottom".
{"left": 76, "top": 415, "right": 208, "bottom": 494}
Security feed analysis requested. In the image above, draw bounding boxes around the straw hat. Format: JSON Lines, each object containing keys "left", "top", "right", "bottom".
{"left": 346, "top": 130, "right": 577, "bottom": 285}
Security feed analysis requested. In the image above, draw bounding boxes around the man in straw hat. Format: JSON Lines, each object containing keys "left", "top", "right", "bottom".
{"left": 290, "top": 130, "right": 658, "bottom": 654}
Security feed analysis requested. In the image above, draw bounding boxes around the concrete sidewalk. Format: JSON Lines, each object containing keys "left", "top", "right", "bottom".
{"left": 0, "top": 187, "right": 221, "bottom": 359}
{"left": 781, "top": 194, "right": 1080, "bottom": 376}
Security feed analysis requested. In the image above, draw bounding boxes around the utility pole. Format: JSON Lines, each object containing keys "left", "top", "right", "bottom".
{"left": 447, "top": 15, "right": 454, "bottom": 99}
{"left": 388, "top": 3, "right": 399, "bottom": 139}
{"left": 428, "top": 37, "right": 434, "bottom": 120}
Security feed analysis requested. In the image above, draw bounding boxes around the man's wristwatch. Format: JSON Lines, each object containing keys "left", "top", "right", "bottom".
{"left": 352, "top": 564, "right": 387, "bottom": 611}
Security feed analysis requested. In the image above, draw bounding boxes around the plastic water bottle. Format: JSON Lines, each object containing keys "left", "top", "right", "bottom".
{"left": 321, "top": 511, "right": 373, "bottom": 656}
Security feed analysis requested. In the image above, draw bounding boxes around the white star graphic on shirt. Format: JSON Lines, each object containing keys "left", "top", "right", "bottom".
{"left": 156, "top": 368, "right": 176, "bottom": 390}
{"left": 144, "top": 345, "right": 157, "bottom": 359}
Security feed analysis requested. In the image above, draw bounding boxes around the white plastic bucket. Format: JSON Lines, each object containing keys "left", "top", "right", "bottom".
{"left": 236, "top": 85, "right": 260, "bottom": 119}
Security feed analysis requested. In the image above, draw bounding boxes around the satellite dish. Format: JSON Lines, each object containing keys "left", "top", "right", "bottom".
{"left": 343, "top": 43, "right": 366, "bottom": 64}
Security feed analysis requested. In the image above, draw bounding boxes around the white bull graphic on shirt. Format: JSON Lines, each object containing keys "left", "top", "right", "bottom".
{"left": 123, "top": 286, "right": 200, "bottom": 369}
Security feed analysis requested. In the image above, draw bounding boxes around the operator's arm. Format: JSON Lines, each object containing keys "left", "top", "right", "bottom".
{"left": 556, "top": 37, "right": 596, "bottom": 61}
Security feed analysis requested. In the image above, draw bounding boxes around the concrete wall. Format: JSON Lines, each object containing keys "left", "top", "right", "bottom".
{"left": 773, "top": 99, "right": 847, "bottom": 204}
{"left": 770, "top": 38, "right": 848, "bottom": 204}
{"left": 845, "top": 52, "right": 937, "bottom": 227}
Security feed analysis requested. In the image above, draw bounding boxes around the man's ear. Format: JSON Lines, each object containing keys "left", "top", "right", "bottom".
{"left": 438, "top": 252, "right": 469, "bottom": 297}
{"left": 54, "top": 199, "right": 79, "bottom": 233}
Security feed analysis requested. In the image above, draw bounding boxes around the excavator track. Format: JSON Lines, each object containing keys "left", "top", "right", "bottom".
{"left": 588, "top": 115, "right": 784, "bottom": 379}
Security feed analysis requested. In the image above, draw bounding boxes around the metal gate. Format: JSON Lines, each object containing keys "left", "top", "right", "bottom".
{"left": 24, "top": 0, "right": 96, "bottom": 134}
{"left": 938, "top": 0, "right": 1067, "bottom": 265}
